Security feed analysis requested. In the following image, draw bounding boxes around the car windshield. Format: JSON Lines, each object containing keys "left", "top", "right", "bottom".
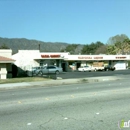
{"left": 84, "top": 66, "right": 89, "bottom": 68}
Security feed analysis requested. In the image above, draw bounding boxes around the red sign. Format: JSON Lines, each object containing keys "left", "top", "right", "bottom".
{"left": 116, "top": 57, "right": 126, "bottom": 59}
{"left": 50, "top": 55, "right": 60, "bottom": 58}
{"left": 41, "top": 55, "right": 49, "bottom": 58}
{"left": 41, "top": 54, "right": 61, "bottom": 58}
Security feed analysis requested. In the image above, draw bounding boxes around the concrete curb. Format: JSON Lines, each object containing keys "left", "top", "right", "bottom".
{"left": 0, "top": 76, "right": 123, "bottom": 90}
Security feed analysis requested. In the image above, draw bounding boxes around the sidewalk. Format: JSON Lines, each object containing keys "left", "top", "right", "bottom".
{"left": 0, "top": 76, "right": 123, "bottom": 90}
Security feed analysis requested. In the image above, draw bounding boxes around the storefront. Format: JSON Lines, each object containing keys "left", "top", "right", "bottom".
{"left": 12, "top": 50, "right": 130, "bottom": 73}
{"left": 12, "top": 50, "right": 70, "bottom": 72}
{"left": 65, "top": 55, "right": 129, "bottom": 70}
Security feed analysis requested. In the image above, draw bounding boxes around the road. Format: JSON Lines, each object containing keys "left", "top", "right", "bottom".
{"left": 59, "top": 69, "right": 130, "bottom": 79}
{"left": 0, "top": 77, "right": 130, "bottom": 130}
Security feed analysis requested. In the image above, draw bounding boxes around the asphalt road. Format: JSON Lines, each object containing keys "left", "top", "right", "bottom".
{"left": 0, "top": 78, "right": 130, "bottom": 130}
{"left": 59, "top": 69, "right": 130, "bottom": 79}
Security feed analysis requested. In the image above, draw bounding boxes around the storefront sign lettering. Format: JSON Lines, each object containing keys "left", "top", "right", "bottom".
{"left": 78, "top": 57, "right": 92, "bottom": 59}
{"left": 50, "top": 55, "right": 60, "bottom": 58}
{"left": 94, "top": 57, "right": 103, "bottom": 59}
{"left": 116, "top": 57, "right": 126, "bottom": 59}
{"left": 41, "top": 55, "right": 61, "bottom": 58}
{"left": 41, "top": 55, "right": 49, "bottom": 58}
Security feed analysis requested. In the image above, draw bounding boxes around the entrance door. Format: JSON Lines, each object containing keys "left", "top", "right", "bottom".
{"left": 76, "top": 62, "right": 81, "bottom": 70}
{"left": 62, "top": 63, "right": 66, "bottom": 71}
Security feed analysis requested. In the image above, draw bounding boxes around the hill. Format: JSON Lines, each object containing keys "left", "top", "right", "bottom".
{"left": 0, "top": 37, "right": 76, "bottom": 54}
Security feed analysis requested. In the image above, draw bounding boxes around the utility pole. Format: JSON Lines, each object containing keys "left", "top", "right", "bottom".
{"left": 38, "top": 43, "right": 40, "bottom": 52}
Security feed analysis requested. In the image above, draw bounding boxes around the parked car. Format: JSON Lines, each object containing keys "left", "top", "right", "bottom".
{"left": 104, "top": 65, "right": 115, "bottom": 71}
{"left": 78, "top": 66, "right": 92, "bottom": 72}
{"left": 32, "top": 66, "right": 45, "bottom": 75}
{"left": 38, "top": 65, "right": 63, "bottom": 75}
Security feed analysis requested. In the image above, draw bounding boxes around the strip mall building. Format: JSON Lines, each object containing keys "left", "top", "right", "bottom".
{"left": 12, "top": 50, "right": 129, "bottom": 72}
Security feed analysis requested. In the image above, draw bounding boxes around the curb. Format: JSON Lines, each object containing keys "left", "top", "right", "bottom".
{"left": 0, "top": 76, "right": 123, "bottom": 90}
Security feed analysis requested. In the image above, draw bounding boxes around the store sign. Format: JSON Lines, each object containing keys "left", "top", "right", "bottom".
{"left": 41, "top": 54, "right": 61, "bottom": 58}
{"left": 41, "top": 55, "right": 50, "bottom": 58}
{"left": 78, "top": 56, "right": 92, "bottom": 59}
{"left": 50, "top": 55, "right": 60, "bottom": 58}
{"left": 94, "top": 57, "right": 103, "bottom": 59}
{"left": 116, "top": 57, "right": 126, "bottom": 59}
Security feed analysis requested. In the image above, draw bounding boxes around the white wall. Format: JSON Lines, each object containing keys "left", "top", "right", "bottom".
{"left": 0, "top": 63, "right": 7, "bottom": 79}
{"left": 12, "top": 50, "right": 40, "bottom": 70}
{"left": 0, "top": 49, "right": 12, "bottom": 58}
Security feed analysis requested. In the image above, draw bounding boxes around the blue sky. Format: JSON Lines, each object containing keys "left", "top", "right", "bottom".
{"left": 0, "top": 0, "right": 130, "bottom": 44}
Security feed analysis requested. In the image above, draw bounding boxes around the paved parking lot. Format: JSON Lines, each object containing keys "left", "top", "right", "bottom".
{"left": 58, "top": 69, "right": 130, "bottom": 79}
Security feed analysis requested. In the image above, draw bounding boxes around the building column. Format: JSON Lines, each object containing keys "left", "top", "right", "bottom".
{"left": 0, "top": 63, "right": 7, "bottom": 79}
{"left": 66, "top": 61, "right": 69, "bottom": 72}
{"left": 59, "top": 60, "right": 62, "bottom": 67}
{"left": 56, "top": 59, "right": 62, "bottom": 67}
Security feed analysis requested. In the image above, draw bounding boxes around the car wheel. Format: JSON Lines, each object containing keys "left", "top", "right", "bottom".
{"left": 38, "top": 71, "right": 43, "bottom": 76}
{"left": 55, "top": 70, "right": 59, "bottom": 74}
{"left": 112, "top": 67, "right": 115, "bottom": 71}
{"left": 106, "top": 68, "right": 109, "bottom": 71}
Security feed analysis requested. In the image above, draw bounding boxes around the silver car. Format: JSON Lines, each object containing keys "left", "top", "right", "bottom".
{"left": 38, "top": 66, "right": 63, "bottom": 75}
{"left": 32, "top": 66, "right": 44, "bottom": 74}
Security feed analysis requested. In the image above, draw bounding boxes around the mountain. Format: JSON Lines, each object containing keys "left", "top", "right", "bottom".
{"left": 0, "top": 37, "right": 72, "bottom": 54}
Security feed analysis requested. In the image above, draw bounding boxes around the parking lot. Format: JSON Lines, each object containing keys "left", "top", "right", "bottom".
{"left": 58, "top": 69, "right": 130, "bottom": 79}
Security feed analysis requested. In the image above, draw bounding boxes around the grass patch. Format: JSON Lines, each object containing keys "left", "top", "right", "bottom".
{"left": 0, "top": 77, "right": 51, "bottom": 84}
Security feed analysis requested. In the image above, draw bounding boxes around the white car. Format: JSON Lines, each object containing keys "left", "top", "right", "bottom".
{"left": 78, "top": 66, "right": 92, "bottom": 72}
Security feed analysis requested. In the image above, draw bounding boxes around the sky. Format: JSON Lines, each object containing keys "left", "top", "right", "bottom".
{"left": 0, "top": 0, "right": 130, "bottom": 44}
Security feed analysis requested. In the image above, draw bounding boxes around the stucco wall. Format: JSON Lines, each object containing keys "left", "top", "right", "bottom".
{"left": 12, "top": 50, "right": 40, "bottom": 71}
{"left": 0, "top": 49, "right": 12, "bottom": 58}
{"left": 0, "top": 63, "right": 7, "bottom": 79}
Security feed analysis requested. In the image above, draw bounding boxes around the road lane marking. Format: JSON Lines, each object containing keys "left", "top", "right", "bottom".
{"left": 93, "top": 92, "right": 96, "bottom": 95}
{"left": 71, "top": 95, "right": 74, "bottom": 98}
{"left": 113, "top": 90, "right": 117, "bottom": 93}
{"left": 96, "top": 113, "right": 100, "bottom": 115}
{"left": 18, "top": 101, "right": 22, "bottom": 104}
{"left": 27, "top": 123, "right": 32, "bottom": 125}
{"left": 45, "top": 98, "right": 49, "bottom": 100}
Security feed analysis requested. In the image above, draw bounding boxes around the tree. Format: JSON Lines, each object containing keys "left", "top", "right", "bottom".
{"left": 107, "top": 45, "right": 117, "bottom": 54}
{"left": 95, "top": 45, "right": 107, "bottom": 54}
{"left": 107, "top": 34, "right": 129, "bottom": 45}
{"left": 60, "top": 44, "right": 79, "bottom": 54}
{"left": 81, "top": 41, "right": 104, "bottom": 54}
{"left": 0, "top": 43, "right": 10, "bottom": 49}
{"left": 107, "top": 38, "right": 130, "bottom": 54}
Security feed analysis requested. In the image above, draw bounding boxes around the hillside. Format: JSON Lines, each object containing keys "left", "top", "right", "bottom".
{"left": 0, "top": 37, "right": 74, "bottom": 54}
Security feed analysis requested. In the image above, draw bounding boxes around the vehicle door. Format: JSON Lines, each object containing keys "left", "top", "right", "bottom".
{"left": 47, "top": 66, "right": 56, "bottom": 73}
{"left": 42, "top": 66, "right": 48, "bottom": 74}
